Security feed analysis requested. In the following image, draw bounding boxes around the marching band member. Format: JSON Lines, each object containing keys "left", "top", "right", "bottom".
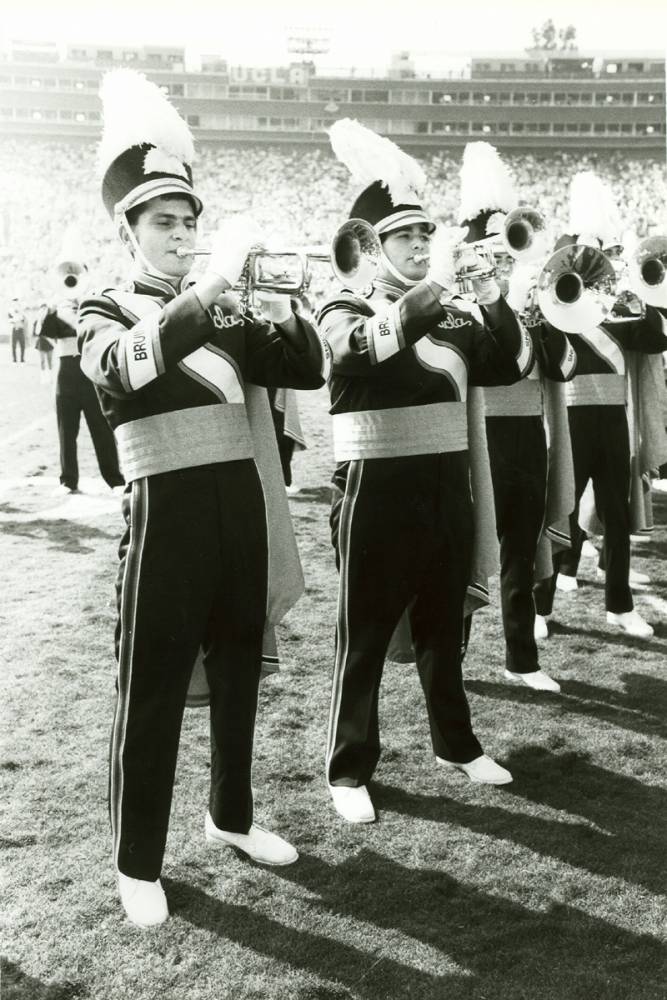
{"left": 318, "top": 120, "right": 532, "bottom": 824}
{"left": 533, "top": 172, "right": 667, "bottom": 639}
{"left": 457, "top": 143, "right": 576, "bottom": 693}
{"left": 39, "top": 231, "right": 125, "bottom": 496}
{"left": 78, "top": 70, "right": 326, "bottom": 927}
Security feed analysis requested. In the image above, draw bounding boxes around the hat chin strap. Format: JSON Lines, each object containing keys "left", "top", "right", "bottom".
{"left": 380, "top": 250, "right": 421, "bottom": 289}
{"left": 118, "top": 213, "right": 180, "bottom": 284}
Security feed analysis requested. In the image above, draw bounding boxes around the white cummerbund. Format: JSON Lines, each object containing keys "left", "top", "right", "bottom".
{"left": 332, "top": 401, "right": 468, "bottom": 461}
{"left": 565, "top": 373, "right": 626, "bottom": 407}
{"left": 115, "top": 402, "right": 254, "bottom": 481}
{"left": 483, "top": 379, "right": 543, "bottom": 418}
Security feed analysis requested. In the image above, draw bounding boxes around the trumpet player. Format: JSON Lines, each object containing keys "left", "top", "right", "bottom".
{"left": 457, "top": 143, "right": 576, "bottom": 693}
{"left": 39, "top": 228, "right": 125, "bottom": 496}
{"left": 319, "top": 120, "right": 532, "bottom": 824}
{"left": 78, "top": 70, "right": 327, "bottom": 928}
{"left": 533, "top": 172, "right": 667, "bottom": 640}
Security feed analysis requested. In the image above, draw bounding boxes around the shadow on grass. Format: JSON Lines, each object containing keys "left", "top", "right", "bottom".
{"left": 255, "top": 848, "right": 665, "bottom": 1000}
{"left": 547, "top": 620, "right": 667, "bottom": 653}
{"left": 289, "top": 485, "right": 332, "bottom": 505}
{"left": 466, "top": 672, "right": 667, "bottom": 740}
{"left": 0, "top": 518, "right": 115, "bottom": 554}
{"left": 0, "top": 959, "right": 88, "bottom": 1000}
{"left": 374, "top": 745, "right": 666, "bottom": 893}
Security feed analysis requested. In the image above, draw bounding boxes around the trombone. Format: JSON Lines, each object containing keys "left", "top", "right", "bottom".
{"left": 177, "top": 218, "right": 381, "bottom": 303}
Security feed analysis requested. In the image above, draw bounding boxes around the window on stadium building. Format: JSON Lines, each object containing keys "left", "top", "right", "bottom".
{"left": 513, "top": 92, "right": 526, "bottom": 103}
{"left": 457, "top": 92, "right": 470, "bottom": 103}
{"left": 539, "top": 92, "right": 551, "bottom": 104}
{"left": 364, "top": 90, "right": 389, "bottom": 102}
{"left": 499, "top": 92, "right": 512, "bottom": 104}
{"left": 497, "top": 122, "right": 509, "bottom": 132}
{"left": 553, "top": 123, "right": 565, "bottom": 133}
{"left": 350, "top": 90, "right": 363, "bottom": 102}
{"left": 621, "top": 93, "right": 635, "bottom": 104}
{"left": 511, "top": 123, "right": 524, "bottom": 132}
{"left": 621, "top": 123, "right": 633, "bottom": 133}
{"left": 229, "top": 85, "right": 268, "bottom": 99}
{"left": 187, "top": 115, "right": 200, "bottom": 127}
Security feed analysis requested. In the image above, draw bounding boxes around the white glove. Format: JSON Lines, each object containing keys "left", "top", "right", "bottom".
{"left": 206, "top": 215, "right": 265, "bottom": 287}
{"left": 427, "top": 225, "right": 469, "bottom": 292}
{"left": 254, "top": 291, "right": 293, "bottom": 325}
{"left": 471, "top": 275, "right": 501, "bottom": 306}
{"left": 506, "top": 264, "right": 539, "bottom": 313}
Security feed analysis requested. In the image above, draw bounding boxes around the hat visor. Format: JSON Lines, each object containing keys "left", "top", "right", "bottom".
{"left": 375, "top": 209, "right": 436, "bottom": 237}
{"left": 115, "top": 178, "right": 203, "bottom": 218}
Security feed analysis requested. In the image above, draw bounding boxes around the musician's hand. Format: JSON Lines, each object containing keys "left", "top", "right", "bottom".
{"left": 506, "top": 263, "right": 538, "bottom": 314}
{"left": 472, "top": 276, "right": 501, "bottom": 306}
{"left": 427, "top": 225, "right": 468, "bottom": 293}
{"left": 206, "top": 215, "right": 265, "bottom": 288}
{"left": 254, "top": 291, "right": 293, "bottom": 325}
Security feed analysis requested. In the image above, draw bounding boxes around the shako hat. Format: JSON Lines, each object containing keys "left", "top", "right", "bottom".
{"left": 98, "top": 68, "right": 202, "bottom": 221}
{"left": 458, "top": 141, "right": 517, "bottom": 244}
{"left": 329, "top": 118, "right": 435, "bottom": 237}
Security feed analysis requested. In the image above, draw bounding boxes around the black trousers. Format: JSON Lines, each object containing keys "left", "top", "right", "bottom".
{"left": 111, "top": 461, "right": 269, "bottom": 880}
{"left": 55, "top": 357, "right": 124, "bottom": 490}
{"left": 327, "top": 453, "right": 482, "bottom": 788}
{"left": 486, "top": 416, "right": 547, "bottom": 673}
{"left": 534, "top": 405, "right": 632, "bottom": 616}
{"left": 11, "top": 329, "right": 25, "bottom": 362}
{"left": 268, "top": 388, "right": 296, "bottom": 486}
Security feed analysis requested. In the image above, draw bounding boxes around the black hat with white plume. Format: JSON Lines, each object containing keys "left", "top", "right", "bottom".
{"left": 98, "top": 69, "right": 203, "bottom": 222}
{"left": 458, "top": 141, "right": 518, "bottom": 244}
{"left": 329, "top": 118, "right": 435, "bottom": 237}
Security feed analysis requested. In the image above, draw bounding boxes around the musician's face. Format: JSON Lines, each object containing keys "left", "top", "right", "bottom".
{"left": 382, "top": 224, "right": 431, "bottom": 281}
{"left": 129, "top": 196, "right": 198, "bottom": 277}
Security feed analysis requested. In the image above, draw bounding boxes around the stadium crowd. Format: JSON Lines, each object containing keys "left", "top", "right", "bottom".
{"left": 3, "top": 138, "right": 667, "bottom": 327}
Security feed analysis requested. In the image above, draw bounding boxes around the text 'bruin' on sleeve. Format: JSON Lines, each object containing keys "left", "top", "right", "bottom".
{"left": 78, "top": 289, "right": 214, "bottom": 398}
{"left": 318, "top": 281, "right": 448, "bottom": 376}
{"left": 529, "top": 322, "right": 577, "bottom": 382}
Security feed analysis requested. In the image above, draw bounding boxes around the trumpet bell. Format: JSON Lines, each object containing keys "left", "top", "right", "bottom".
{"left": 503, "top": 207, "right": 549, "bottom": 263}
{"left": 56, "top": 260, "right": 86, "bottom": 290}
{"left": 536, "top": 245, "right": 616, "bottom": 333}
{"left": 331, "top": 218, "right": 381, "bottom": 289}
{"left": 627, "top": 235, "right": 667, "bottom": 308}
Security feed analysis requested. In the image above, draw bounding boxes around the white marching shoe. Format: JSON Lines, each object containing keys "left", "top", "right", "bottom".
{"left": 534, "top": 614, "right": 549, "bottom": 640}
{"left": 556, "top": 573, "right": 578, "bottom": 592}
{"left": 118, "top": 872, "right": 169, "bottom": 928}
{"left": 606, "top": 610, "right": 654, "bottom": 639}
{"left": 437, "top": 754, "right": 513, "bottom": 785}
{"left": 504, "top": 668, "right": 561, "bottom": 693}
{"left": 204, "top": 813, "right": 298, "bottom": 865}
{"left": 329, "top": 784, "right": 376, "bottom": 823}
{"left": 581, "top": 539, "right": 599, "bottom": 560}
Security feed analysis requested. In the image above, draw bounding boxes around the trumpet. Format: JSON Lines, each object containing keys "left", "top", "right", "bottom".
{"left": 627, "top": 235, "right": 667, "bottom": 309}
{"left": 56, "top": 260, "right": 87, "bottom": 291}
{"left": 413, "top": 206, "right": 549, "bottom": 297}
{"left": 177, "top": 218, "right": 381, "bottom": 300}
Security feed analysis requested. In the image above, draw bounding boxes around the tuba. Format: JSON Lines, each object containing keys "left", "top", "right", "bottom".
{"left": 536, "top": 244, "right": 617, "bottom": 333}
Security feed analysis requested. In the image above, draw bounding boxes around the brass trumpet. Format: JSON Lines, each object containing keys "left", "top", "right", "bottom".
{"left": 177, "top": 218, "right": 381, "bottom": 298}
{"left": 627, "top": 235, "right": 667, "bottom": 309}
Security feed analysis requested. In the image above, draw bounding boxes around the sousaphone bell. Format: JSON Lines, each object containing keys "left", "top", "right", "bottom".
{"left": 536, "top": 244, "right": 617, "bottom": 333}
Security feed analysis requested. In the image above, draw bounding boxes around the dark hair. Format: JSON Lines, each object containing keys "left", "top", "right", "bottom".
{"left": 125, "top": 192, "right": 198, "bottom": 229}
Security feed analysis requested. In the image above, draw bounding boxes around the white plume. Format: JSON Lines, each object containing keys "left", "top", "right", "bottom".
{"left": 97, "top": 69, "right": 195, "bottom": 177}
{"left": 329, "top": 118, "right": 426, "bottom": 205}
{"left": 458, "top": 142, "right": 517, "bottom": 223}
{"left": 57, "top": 224, "right": 87, "bottom": 265}
{"left": 568, "top": 171, "right": 621, "bottom": 246}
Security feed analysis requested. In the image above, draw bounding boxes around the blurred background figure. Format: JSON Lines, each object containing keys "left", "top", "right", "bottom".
{"left": 8, "top": 297, "right": 27, "bottom": 363}
{"left": 39, "top": 226, "right": 124, "bottom": 496}
{"left": 32, "top": 301, "right": 54, "bottom": 384}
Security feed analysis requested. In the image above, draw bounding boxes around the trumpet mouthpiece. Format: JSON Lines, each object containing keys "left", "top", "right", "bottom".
{"left": 175, "top": 246, "right": 194, "bottom": 258}
{"left": 412, "top": 253, "right": 430, "bottom": 264}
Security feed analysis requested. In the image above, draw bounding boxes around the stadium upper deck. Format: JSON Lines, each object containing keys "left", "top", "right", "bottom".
{"left": 1, "top": 41, "right": 665, "bottom": 152}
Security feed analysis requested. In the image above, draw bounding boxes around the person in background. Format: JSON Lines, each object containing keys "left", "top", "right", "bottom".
{"left": 8, "top": 297, "right": 27, "bottom": 363}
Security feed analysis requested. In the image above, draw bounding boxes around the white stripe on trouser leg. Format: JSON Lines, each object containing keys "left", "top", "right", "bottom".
{"left": 110, "top": 478, "right": 149, "bottom": 869}
{"left": 325, "top": 460, "right": 365, "bottom": 778}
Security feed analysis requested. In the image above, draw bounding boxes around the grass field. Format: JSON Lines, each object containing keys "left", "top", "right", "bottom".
{"left": 1, "top": 351, "right": 666, "bottom": 1000}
